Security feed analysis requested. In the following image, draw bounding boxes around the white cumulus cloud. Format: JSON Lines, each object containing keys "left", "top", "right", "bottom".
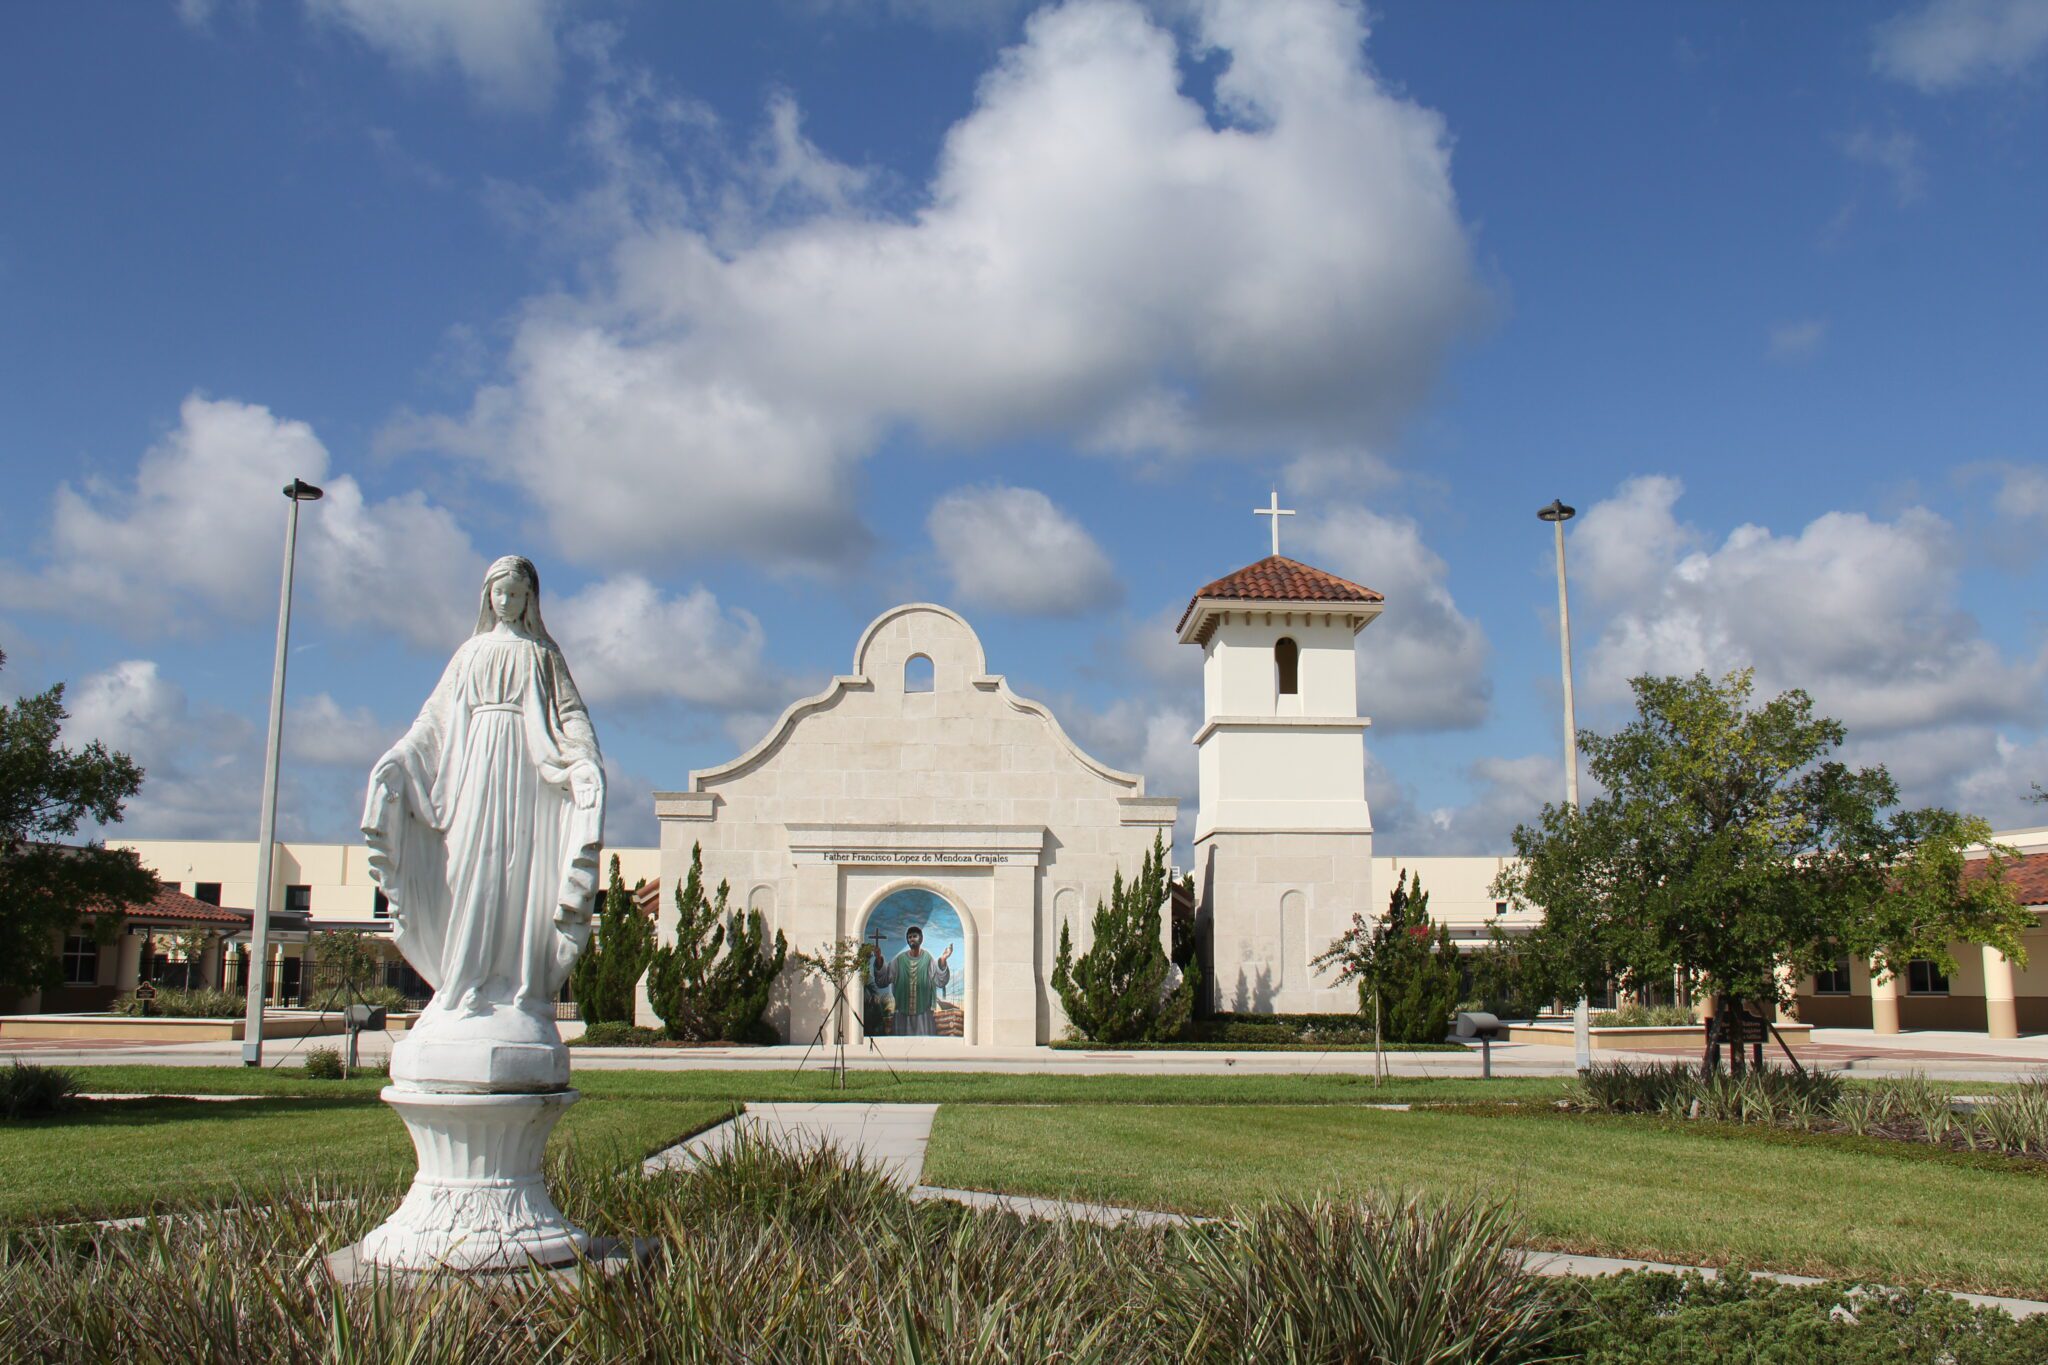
{"left": 409, "top": 0, "right": 1483, "bottom": 573}
{"left": 1873, "top": 0, "right": 2048, "bottom": 91}
{"left": 1295, "top": 505, "right": 1491, "bottom": 733}
{"left": 928, "top": 485, "right": 1120, "bottom": 616}
{"left": 551, "top": 574, "right": 776, "bottom": 709}
{"left": 1371, "top": 752, "right": 1564, "bottom": 856}
{"left": 305, "top": 0, "right": 566, "bottom": 109}
{"left": 60, "top": 660, "right": 262, "bottom": 840}
{"left": 1575, "top": 476, "right": 2046, "bottom": 739}
{"left": 1, "top": 394, "right": 486, "bottom": 652}
{"left": 285, "top": 693, "right": 395, "bottom": 770}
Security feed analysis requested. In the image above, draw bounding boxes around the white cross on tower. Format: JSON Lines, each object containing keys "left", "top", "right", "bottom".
{"left": 1254, "top": 489, "right": 1295, "bottom": 557}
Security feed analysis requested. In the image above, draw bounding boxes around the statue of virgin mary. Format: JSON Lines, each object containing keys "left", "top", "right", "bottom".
{"left": 363, "top": 555, "right": 604, "bottom": 1089}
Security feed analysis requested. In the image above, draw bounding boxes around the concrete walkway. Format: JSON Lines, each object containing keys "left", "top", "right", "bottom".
{"left": 643, "top": 1102, "right": 939, "bottom": 1189}
{"left": 647, "top": 1102, "right": 2048, "bottom": 1321}
{"left": 17, "top": 1027, "right": 2048, "bottom": 1081}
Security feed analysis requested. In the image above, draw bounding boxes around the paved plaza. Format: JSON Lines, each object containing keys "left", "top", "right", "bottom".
{"left": 8, "top": 1021, "right": 2046, "bottom": 1082}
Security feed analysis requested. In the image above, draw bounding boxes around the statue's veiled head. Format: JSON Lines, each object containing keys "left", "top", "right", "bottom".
{"left": 474, "top": 555, "right": 552, "bottom": 642}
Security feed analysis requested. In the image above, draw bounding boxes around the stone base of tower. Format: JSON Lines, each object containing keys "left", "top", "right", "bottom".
{"left": 1195, "top": 828, "right": 1374, "bottom": 1016}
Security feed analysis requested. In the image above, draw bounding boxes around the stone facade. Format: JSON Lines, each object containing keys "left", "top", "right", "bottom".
{"left": 639, "top": 603, "right": 1176, "bottom": 1046}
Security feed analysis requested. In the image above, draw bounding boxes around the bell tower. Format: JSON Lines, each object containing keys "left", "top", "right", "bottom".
{"left": 1178, "top": 496, "right": 1382, "bottom": 1013}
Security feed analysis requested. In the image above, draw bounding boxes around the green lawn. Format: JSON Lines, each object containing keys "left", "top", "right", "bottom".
{"left": 67, "top": 1064, "right": 1573, "bottom": 1106}
{"left": 922, "top": 1103, "right": 2048, "bottom": 1299}
{"left": 0, "top": 1091, "right": 731, "bottom": 1225}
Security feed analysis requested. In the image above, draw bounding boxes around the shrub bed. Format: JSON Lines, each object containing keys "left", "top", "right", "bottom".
{"left": 1590, "top": 1002, "right": 1698, "bottom": 1028}
{"left": 110, "top": 988, "right": 245, "bottom": 1019}
{"left": 570, "top": 1022, "right": 769, "bottom": 1048}
{"left": 0, "top": 1063, "right": 76, "bottom": 1120}
{"left": 0, "top": 1136, "right": 2042, "bottom": 1360}
{"left": 305, "top": 985, "right": 409, "bottom": 1014}
{"left": 109, "top": 986, "right": 411, "bottom": 1019}
{"left": 1572, "top": 1061, "right": 2048, "bottom": 1160}
{"left": 571, "top": 1023, "right": 672, "bottom": 1048}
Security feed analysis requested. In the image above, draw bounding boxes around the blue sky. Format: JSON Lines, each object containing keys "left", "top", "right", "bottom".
{"left": 3, "top": 0, "right": 2044, "bottom": 856}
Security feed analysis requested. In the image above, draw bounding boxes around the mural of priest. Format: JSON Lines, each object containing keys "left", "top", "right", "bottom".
{"left": 867, "top": 925, "right": 952, "bottom": 1035}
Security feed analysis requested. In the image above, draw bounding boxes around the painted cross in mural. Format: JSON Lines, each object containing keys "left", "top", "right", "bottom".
{"left": 861, "top": 887, "right": 966, "bottom": 1037}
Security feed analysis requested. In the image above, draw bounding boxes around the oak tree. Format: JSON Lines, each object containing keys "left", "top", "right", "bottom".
{"left": 0, "top": 649, "right": 157, "bottom": 996}
{"left": 1494, "top": 670, "right": 2029, "bottom": 1074}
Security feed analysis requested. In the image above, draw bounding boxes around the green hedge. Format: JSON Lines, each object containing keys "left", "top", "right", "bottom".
{"left": 1200, "top": 1012, "right": 1372, "bottom": 1032}
{"left": 571, "top": 1023, "right": 671, "bottom": 1048}
{"left": 1546, "top": 1268, "right": 2048, "bottom": 1362}
{"left": 110, "top": 988, "right": 245, "bottom": 1018}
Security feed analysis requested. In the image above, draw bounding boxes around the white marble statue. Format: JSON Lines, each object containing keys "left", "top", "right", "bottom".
{"left": 348, "top": 555, "right": 613, "bottom": 1272}
{"left": 364, "top": 553, "right": 604, "bottom": 1088}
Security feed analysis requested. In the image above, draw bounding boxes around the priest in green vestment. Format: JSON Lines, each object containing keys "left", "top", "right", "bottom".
{"left": 868, "top": 925, "right": 952, "bottom": 1035}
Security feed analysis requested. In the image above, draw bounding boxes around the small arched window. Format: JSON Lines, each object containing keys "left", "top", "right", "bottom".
{"left": 904, "top": 653, "right": 935, "bottom": 693}
{"left": 1274, "top": 637, "right": 1299, "bottom": 695}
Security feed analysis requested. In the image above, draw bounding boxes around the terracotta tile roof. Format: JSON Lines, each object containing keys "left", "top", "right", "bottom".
{"left": 1966, "top": 850, "right": 2048, "bottom": 907}
{"left": 115, "top": 885, "right": 254, "bottom": 928}
{"left": 1177, "top": 555, "right": 1383, "bottom": 634}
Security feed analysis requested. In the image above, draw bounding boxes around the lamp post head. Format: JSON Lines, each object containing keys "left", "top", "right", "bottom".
{"left": 1537, "top": 499, "right": 1575, "bottom": 523}
{"left": 283, "top": 479, "right": 324, "bottom": 502}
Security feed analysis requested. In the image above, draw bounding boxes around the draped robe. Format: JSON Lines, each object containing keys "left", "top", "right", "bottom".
{"left": 871, "top": 949, "right": 950, "bottom": 1036}
{"left": 362, "top": 631, "right": 604, "bottom": 1020}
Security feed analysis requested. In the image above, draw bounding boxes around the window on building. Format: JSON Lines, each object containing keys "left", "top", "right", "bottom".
{"left": 1493, "top": 900, "right": 1509, "bottom": 916}
{"left": 1274, "top": 637, "right": 1299, "bottom": 695}
{"left": 61, "top": 933, "right": 98, "bottom": 986}
{"left": 1907, "top": 959, "right": 1950, "bottom": 995}
{"left": 192, "top": 882, "right": 222, "bottom": 905}
{"left": 904, "top": 653, "right": 934, "bottom": 693}
{"left": 373, "top": 888, "right": 390, "bottom": 919}
{"left": 1813, "top": 958, "right": 1852, "bottom": 995}
{"left": 284, "top": 885, "right": 312, "bottom": 913}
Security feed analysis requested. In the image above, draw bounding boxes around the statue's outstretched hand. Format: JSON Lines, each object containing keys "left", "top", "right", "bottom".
{"left": 569, "top": 760, "right": 601, "bottom": 810}
{"left": 371, "top": 753, "right": 404, "bottom": 794}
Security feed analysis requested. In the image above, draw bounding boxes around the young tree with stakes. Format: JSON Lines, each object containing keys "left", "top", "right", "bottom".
{"left": 794, "top": 937, "right": 873, "bottom": 1088}
{"left": 1493, "top": 669, "right": 2030, "bottom": 1076}
{"left": 1313, "top": 870, "right": 1462, "bottom": 1083}
{"left": 0, "top": 649, "right": 157, "bottom": 999}
{"left": 569, "top": 854, "right": 655, "bottom": 1025}
{"left": 309, "top": 929, "right": 382, "bottom": 1008}
{"left": 1052, "top": 832, "right": 1200, "bottom": 1045}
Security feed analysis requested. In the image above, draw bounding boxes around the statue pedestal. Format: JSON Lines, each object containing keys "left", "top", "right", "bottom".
{"left": 348, "top": 1086, "right": 594, "bottom": 1271}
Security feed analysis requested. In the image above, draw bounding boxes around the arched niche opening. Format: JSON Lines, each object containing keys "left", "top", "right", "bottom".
{"left": 859, "top": 887, "right": 967, "bottom": 1038}
{"left": 1274, "top": 636, "right": 1300, "bottom": 696}
{"left": 904, "top": 653, "right": 935, "bottom": 693}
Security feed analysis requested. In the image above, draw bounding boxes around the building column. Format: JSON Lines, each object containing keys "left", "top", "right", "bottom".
{"left": 989, "top": 863, "right": 1037, "bottom": 1048}
{"left": 1870, "top": 963, "right": 1901, "bottom": 1035}
{"left": 115, "top": 934, "right": 144, "bottom": 992}
{"left": 267, "top": 943, "right": 285, "bottom": 1005}
{"left": 1985, "top": 945, "right": 2019, "bottom": 1040}
{"left": 197, "top": 933, "right": 222, "bottom": 990}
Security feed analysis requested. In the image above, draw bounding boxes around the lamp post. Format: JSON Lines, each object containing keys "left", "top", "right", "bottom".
{"left": 242, "top": 478, "right": 322, "bottom": 1067}
{"left": 1537, "top": 498, "right": 1590, "bottom": 1071}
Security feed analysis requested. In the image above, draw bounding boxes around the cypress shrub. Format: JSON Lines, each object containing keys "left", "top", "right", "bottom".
{"left": 569, "top": 854, "right": 655, "bottom": 1025}
{"left": 645, "top": 843, "right": 788, "bottom": 1043}
{"left": 1052, "top": 833, "right": 1201, "bottom": 1044}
